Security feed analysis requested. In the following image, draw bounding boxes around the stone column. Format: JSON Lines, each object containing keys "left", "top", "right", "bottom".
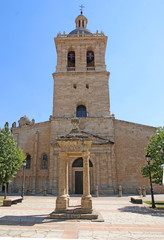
{"left": 48, "top": 145, "right": 54, "bottom": 193}
{"left": 32, "top": 131, "right": 39, "bottom": 194}
{"left": 95, "top": 153, "right": 100, "bottom": 188}
{"left": 76, "top": 44, "right": 86, "bottom": 72}
{"left": 81, "top": 152, "right": 92, "bottom": 211}
{"left": 65, "top": 155, "right": 68, "bottom": 195}
{"left": 65, "top": 155, "right": 70, "bottom": 205}
{"left": 56, "top": 152, "right": 69, "bottom": 211}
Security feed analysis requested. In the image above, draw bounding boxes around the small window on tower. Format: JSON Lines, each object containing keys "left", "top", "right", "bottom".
{"left": 73, "top": 84, "right": 77, "bottom": 89}
{"left": 86, "top": 84, "right": 89, "bottom": 89}
{"left": 76, "top": 105, "right": 87, "bottom": 118}
{"left": 79, "top": 20, "right": 81, "bottom": 27}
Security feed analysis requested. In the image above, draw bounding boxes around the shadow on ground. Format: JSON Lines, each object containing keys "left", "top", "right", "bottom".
{"left": 0, "top": 214, "right": 71, "bottom": 226}
{"left": 118, "top": 205, "right": 164, "bottom": 217}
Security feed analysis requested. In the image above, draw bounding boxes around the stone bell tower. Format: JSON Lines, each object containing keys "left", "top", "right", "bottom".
{"left": 52, "top": 11, "right": 110, "bottom": 120}
{"left": 49, "top": 10, "right": 114, "bottom": 219}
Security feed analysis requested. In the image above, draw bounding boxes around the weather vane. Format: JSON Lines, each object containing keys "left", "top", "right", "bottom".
{"left": 79, "top": 4, "right": 85, "bottom": 15}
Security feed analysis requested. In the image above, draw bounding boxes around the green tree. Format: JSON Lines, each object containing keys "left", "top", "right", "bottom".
{"left": 0, "top": 122, "right": 25, "bottom": 199}
{"left": 141, "top": 127, "right": 164, "bottom": 185}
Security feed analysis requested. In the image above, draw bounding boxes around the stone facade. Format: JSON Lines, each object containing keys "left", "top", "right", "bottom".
{"left": 5, "top": 12, "right": 164, "bottom": 196}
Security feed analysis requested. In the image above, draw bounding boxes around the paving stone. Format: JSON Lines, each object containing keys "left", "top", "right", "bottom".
{"left": 0, "top": 230, "right": 9, "bottom": 235}
{"left": 78, "top": 230, "right": 92, "bottom": 238}
{"left": 45, "top": 230, "right": 64, "bottom": 238}
{"left": 0, "top": 195, "right": 164, "bottom": 239}
{"left": 20, "top": 230, "right": 36, "bottom": 237}
{"left": 8, "top": 230, "right": 22, "bottom": 236}
{"left": 29, "top": 232, "right": 47, "bottom": 238}
{"left": 92, "top": 231, "right": 109, "bottom": 239}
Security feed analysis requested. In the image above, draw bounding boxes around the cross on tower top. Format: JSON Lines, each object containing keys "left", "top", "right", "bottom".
{"left": 79, "top": 4, "right": 85, "bottom": 15}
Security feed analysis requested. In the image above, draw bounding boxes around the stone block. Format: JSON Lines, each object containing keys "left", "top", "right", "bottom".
{"left": 131, "top": 197, "right": 143, "bottom": 204}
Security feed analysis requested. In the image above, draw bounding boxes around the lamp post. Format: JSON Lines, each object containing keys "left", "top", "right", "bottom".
{"left": 146, "top": 154, "right": 156, "bottom": 208}
{"left": 21, "top": 160, "right": 26, "bottom": 199}
{"left": 161, "top": 164, "right": 164, "bottom": 185}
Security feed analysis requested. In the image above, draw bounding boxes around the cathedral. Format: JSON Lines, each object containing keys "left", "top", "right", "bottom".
{"left": 7, "top": 12, "right": 163, "bottom": 196}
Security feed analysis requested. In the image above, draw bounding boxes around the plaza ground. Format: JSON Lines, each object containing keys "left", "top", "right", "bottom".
{"left": 0, "top": 194, "right": 164, "bottom": 239}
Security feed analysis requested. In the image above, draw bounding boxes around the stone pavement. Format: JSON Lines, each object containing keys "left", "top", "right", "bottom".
{"left": 0, "top": 194, "right": 164, "bottom": 239}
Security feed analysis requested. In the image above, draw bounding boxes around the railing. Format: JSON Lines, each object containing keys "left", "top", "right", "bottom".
{"left": 57, "top": 31, "right": 105, "bottom": 38}
{"left": 67, "top": 67, "right": 75, "bottom": 71}
{"left": 66, "top": 67, "right": 95, "bottom": 71}
{"left": 87, "top": 66, "right": 95, "bottom": 71}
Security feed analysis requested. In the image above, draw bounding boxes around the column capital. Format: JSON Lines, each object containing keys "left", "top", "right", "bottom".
{"left": 82, "top": 152, "right": 90, "bottom": 160}
{"left": 59, "top": 152, "right": 68, "bottom": 158}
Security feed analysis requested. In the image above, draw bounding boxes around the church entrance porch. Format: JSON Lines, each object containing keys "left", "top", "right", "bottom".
{"left": 49, "top": 118, "right": 102, "bottom": 220}
{"left": 55, "top": 150, "right": 92, "bottom": 212}
{"left": 49, "top": 120, "right": 101, "bottom": 219}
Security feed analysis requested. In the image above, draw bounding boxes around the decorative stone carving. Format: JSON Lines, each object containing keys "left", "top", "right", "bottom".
{"left": 137, "top": 186, "right": 142, "bottom": 196}
{"left": 118, "top": 185, "right": 122, "bottom": 197}
{"left": 12, "top": 122, "right": 16, "bottom": 128}
{"left": 18, "top": 116, "right": 32, "bottom": 127}
{"left": 57, "top": 140, "right": 92, "bottom": 153}
{"left": 142, "top": 186, "right": 146, "bottom": 197}
{"left": 71, "top": 118, "right": 79, "bottom": 133}
{"left": 95, "top": 185, "right": 99, "bottom": 197}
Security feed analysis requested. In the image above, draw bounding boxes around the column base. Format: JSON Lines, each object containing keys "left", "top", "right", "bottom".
{"left": 55, "top": 195, "right": 69, "bottom": 212}
{"left": 31, "top": 189, "right": 35, "bottom": 195}
{"left": 81, "top": 195, "right": 92, "bottom": 211}
{"left": 67, "top": 194, "right": 70, "bottom": 206}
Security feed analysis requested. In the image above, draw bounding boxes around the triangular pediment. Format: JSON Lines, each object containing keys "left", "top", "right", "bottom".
{"left": 57, "top": 130, "right": 114, "bottom": 145}
{"left": 81, "top": 131, "right": 114, "bottom": 145}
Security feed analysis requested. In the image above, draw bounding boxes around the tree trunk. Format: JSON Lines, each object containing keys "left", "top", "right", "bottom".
{"left": 4, "top": 183, "right": 7, "bottom": 199}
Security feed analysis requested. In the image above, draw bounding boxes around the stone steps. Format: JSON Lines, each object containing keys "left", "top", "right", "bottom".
{"left": 49, "top": 208, "right": 103, "bottom": 221}
{"left": 49, "top": 211, "right": 98, "bottom": 219}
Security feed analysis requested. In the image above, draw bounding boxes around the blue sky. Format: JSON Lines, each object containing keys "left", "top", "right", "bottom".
{"left": 0, "top": 0, "right": 164, "bottom": 128}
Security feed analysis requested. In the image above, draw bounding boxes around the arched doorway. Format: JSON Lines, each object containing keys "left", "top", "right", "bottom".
{"left": 72, "top": 157, "right": 93, "bottom": 194}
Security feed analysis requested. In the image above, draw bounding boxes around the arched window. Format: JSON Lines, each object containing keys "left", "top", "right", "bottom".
{"left": 72, "top": 158, "right": 93, "bottom": 167}
{"left": 87, "top": 50, "right": 95, "bottom": 69}
{"left": 76, "top": 105, "right": 87, "bottom": 118}
{"left": 41, "top": 154, "right": 48, "bottom": 169}
{"left": 26, "top": 154, "right": 31, "bottom": 169}
{"left": 68, "top": 51, "right": 75, "bottom": 70}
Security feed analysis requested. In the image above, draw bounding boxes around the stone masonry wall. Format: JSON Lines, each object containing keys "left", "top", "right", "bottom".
{"left": 114, "top": 119, "right": 164, "bottom": 194}
{"left": 11, "top": 121, "right": 51, "bottom": 194}
{"left": 52, "top": 72, "right": 110, "bottom": 118}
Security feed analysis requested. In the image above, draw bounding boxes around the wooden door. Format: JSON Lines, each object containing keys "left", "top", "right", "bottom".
{"left": 75, "top": 171, "right": 83, "bottom": 194}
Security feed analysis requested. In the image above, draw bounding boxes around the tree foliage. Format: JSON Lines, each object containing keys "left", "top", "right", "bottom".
{"left": 141, "top": 127, "right": 164, "bottom": 185}
{"left": 0, "top": 122, "right": 25, "bottom": 198}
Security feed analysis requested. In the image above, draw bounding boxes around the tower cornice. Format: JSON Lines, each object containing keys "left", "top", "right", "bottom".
{"left": 52, "top": 71, "right": 110, "bottom": 78}
{"left": 55, "top": 32, "right": 107, "bottom": 43}
{"left": 54, "top": 33, "right": 107, "bottom": 51}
